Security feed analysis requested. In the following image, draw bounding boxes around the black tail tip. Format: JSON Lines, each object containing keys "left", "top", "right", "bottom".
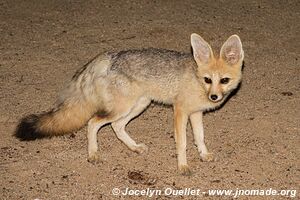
{"left": 14, "top": 114, "right": 46, "bottom": 141}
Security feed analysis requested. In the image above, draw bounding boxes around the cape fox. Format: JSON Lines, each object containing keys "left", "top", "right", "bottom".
{"left": 16, "top": 33, "right": 244, "bottom": 175}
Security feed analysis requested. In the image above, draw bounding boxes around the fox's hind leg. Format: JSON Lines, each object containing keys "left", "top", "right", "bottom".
{"left": 111, "top": 97, "right": 151, "bottom": 154}
{"left": 87, "top": 116, "right": 112, "bottom": 163}
{"left": 87, "top": 97, "right": 150, "bottom": 163}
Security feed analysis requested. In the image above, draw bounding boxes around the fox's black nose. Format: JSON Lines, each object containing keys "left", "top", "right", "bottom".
{"left": 210, "top": 94, "right": 218, "bottom": 101}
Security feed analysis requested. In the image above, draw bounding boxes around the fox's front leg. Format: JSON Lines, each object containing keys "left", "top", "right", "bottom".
{"left": 190, "top": 111, "right": 214, "bottom": 162}
{"left": 174, "top": 105, "right": 191, "bottom": 175}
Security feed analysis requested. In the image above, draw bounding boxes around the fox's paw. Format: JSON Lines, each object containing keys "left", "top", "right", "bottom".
{"left": 134, "top": 143, "right": 148, "bottom": 154}
{"left": 200, "top": 152, "right": 214, "bottom": 162}
{"left": 88, "top": 153, "right": 100, "bottom": 164}
{"left": 178, "top": 165, "right": 192, "bottom": 176}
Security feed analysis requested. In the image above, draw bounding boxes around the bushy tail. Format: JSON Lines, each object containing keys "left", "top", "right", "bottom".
{"left": 15, "top": 100, "right": 97, "bottom": 140}
{"left": 15, "top": 54, "right": 111, "bottom": 140}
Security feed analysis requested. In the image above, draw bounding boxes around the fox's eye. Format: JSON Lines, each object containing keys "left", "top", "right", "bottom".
{"left": 220, "top": 78, "right": 230, "bottom": 84}
{"left": 204, "top": 77, "right": 212, "bottom": 84}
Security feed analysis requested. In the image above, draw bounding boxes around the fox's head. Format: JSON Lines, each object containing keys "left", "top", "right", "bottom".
{"left": 191, "top": 33, "right": 244, "bottom": 103}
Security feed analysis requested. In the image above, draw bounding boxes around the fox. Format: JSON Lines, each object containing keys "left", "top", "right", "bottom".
{"left": 15, "top": 33, "right": 244, "bottom": 175}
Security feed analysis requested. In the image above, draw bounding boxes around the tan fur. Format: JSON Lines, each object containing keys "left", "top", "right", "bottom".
{"left": 37, "top": 101, "right": 96, "bottom": 135}
{"left": 16, "top": 33, "right": 244, "bottom": 175}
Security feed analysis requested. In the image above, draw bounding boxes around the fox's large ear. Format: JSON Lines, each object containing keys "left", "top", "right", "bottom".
{"left": 220, "top": 35, "right": 244, "bottom": 65}
{"left": 191, "top": 33, "right": 214, "bottom": 67}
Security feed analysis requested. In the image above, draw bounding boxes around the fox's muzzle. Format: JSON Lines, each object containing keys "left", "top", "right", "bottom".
{"left": 208, "top": 93, "right": 223, "bottom": 102}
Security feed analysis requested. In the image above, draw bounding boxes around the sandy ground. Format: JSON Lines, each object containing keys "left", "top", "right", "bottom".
{"left": 0, "top": 0, "right": 299, "bottom": 199}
